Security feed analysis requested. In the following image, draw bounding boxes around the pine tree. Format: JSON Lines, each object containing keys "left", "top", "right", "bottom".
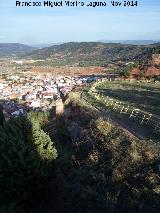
{"left": 0, "top": 114, "right": 58, "bottom": 208}
{"left": 0, "top": 104, "right": 4, "bottom": 126}
{"left": 31, "top": 121, "right": 58, "bottom": 161}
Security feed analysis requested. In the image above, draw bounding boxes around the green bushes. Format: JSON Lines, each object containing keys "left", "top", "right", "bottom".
{"left": 0, "top": 113, "right": 57, "bottom": 210}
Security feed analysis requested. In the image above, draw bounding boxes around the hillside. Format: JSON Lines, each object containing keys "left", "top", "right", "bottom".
{"left": 98, "top": 40, "right": 160, "bottom": 45}
{"left": 0, "top": 43, "right": 36, "bottom": 57}
{"left": 24, "top": 42, "right": 160, "bottom": 67}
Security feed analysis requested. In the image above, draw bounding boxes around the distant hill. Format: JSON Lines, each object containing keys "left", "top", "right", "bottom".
{"left": 98, "top": 40, "right": 160, "bottom": 45}
{"left": 30, "top": 43, "right": 63, "bottom": 48}
{"left": 25, "top": 42, "right": 157, "bottom": 66}
{"left": 151, "top": 42, "right": 160, "bottom": 47}
{"left": 0, "top": 43, "right": 36, "bottom": 57}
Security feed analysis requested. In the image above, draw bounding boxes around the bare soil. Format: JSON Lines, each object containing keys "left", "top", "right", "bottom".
{"left": 31, "top": 66, "right": 106, "bottom": 76}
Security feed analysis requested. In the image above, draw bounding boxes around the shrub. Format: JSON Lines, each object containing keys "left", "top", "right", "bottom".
{"left": 0, "top": 115, "right": 58, "bottom": 209}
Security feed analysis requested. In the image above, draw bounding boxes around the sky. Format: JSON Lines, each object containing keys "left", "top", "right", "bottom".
{"left": 0, "top": 0, "right": 160, "bottom": 44}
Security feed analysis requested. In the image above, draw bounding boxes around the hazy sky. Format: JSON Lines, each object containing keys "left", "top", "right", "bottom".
{"left": 0, "top": 0, "right": 160, "bottom": 43}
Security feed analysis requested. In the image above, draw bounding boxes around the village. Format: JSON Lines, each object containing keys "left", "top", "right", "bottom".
{"left": 0, "top": 72, "right": 86, "bottom": 121}
{"left": 0, "top": 57, "right": 122, "bottom": 121}
{"left": 0, "top": 55, "right": 159, "bottom": 122}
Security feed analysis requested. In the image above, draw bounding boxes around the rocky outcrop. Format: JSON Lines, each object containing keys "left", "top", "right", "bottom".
{"left": 152, "top": 54, "right": 160, "bottom": 66}
{"left": 145, "top": 66, "right": 160, "bottom": 77}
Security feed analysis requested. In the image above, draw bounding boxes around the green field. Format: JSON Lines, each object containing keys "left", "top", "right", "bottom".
{"left": 96, "top": 80, "right": 160, "bottom": 115}
{"left": 83, "top": 80, "right": 160, "bottom": 141}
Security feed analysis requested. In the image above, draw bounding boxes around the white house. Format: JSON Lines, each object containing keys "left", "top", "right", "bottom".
{"left": 30, "top": 100, "right": 41, "bottom": 108}
{"left": 42, "top": 93, "right": 54, "bottom": 99}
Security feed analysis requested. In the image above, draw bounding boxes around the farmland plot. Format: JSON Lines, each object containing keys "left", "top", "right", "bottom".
{"left": 96, "top": 81, "right": 160, "bottom": 116}
{"left": 84, "top": 81, "right": 160, "bottom": 141}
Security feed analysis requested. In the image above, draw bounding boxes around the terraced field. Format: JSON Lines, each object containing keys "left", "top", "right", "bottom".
{"left": 96, "top": 81, "right": 160, "bottom": 115}
{"left": 84, "top": 80, "right": 160, "bottom": 141}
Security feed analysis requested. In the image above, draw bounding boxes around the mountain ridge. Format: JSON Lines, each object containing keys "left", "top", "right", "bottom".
{"left": 0, "top": 43, "right": 36, "bottom": 57}
{"left": 24, "top": 42, "right": 158, "bottom": 65}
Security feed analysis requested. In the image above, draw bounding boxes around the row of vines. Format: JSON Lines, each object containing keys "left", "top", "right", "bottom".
{"left": 88, "top": 82, "right": 160, "bottom": 135}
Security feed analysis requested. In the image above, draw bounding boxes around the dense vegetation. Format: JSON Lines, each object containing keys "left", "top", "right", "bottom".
{"left": 25, "top": 42, "right": 160, "bottom": 67}
{"left": 0, "top": 111, "right": 57, "bottom": 212}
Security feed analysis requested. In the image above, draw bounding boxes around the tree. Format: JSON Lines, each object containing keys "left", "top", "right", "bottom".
{"left": 0, "top": 104, "right": 4, "bottom": 126}
{"left": 120, "top": 67, "right": 131, "bottom": 78}
{"left": 31, "top": 120, "right": 58, "bottom": 161}
{"left": 0, "top": 115, "right": 58, "bottom": 209}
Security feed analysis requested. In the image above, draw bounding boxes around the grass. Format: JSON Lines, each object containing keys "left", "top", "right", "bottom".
{"left": 96, "top": 80, "right": 160, "bottom": 115}
{"left": 83, "top": 81, "right": 160, "bottom": 141}
{"left": 59, "top": 90, "right": 160, "bottom": 213}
